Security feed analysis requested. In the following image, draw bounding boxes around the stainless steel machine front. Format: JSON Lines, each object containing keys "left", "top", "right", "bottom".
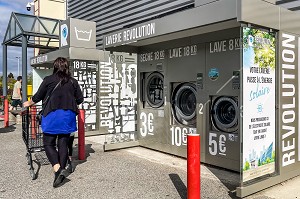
{"left": 199, "top": 28, "right": 241, "bottom": 171}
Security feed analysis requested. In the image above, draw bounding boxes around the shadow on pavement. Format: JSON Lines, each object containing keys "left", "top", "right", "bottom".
{"left": 71, "top": 143, "right": 96, "bottom": 171}
{"left": 22, "top": 151, "right": 50, "bottom": 180}
{"left": 10, "top": 110, "right": 21, "bottom": 116}
{"left": 32, "top": 160, "right": 42, "bottom": 180}
{"left": 57, "top": 177, "right": 71, "bottom": 188}
{"left": 0, "top": 125, "right": 16, "bottom": 133}
{"left": 22, "top": 144, "right": 95, "bottom": 183}
{"left": 205, "top": 164, "right": 240, "bottom": 198}
{"left": 169, "top": 173, "right": 187, "bottom": 199}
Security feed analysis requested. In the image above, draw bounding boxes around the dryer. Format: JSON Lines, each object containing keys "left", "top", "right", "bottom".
{"left": 143, "top": 71, "right": 164, "bottom": 109}
{"left": 137, "top": 54, "right": 166, "bottom": 148}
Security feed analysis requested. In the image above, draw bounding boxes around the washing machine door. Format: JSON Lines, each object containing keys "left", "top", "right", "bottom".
{"left": 172, "top": 83, "right": 197, "bottom": 126}
{"left": 211, "top": 96, "right": 238, "bottom": 133}
{"left": 145, "top": 72, "right": 164, "bottom": 108}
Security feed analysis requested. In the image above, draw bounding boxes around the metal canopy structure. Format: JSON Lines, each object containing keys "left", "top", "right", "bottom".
{"left": 2, "top": 12, "right": 61, "bottom": 100}
{"left": 3, "top": 12, "right": 60, "bottom": 49}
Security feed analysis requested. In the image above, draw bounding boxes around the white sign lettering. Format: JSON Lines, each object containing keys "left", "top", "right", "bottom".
{"left": 208, "top": 132, "right": 227, "bottom": 156}
{"left": 139, "top": 45, "right": 196, "bottom": 63}
{"left": 105, "top": 22, "right": 155, "bottom": 46}
{"left": 171, "top": 127, "right": 196, "bottom": 146}
{"left": 99, "top": 60, "right": 137, "bottom": 137}
{"left": 140, "top": 112, "right": 154, "bottom": 137}
{"left": 209, "top": 38, "right": 241, "bottom": 53}
{"left": 30, "top": 55, "right": 48, "bottom": 65}
{"left": 281, "top": 33, "right": 296, "bottom": 167}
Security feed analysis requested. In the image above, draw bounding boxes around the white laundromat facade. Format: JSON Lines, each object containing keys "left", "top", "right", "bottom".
{"left": 30, "top": 0, "right": 300, "bottom": 198}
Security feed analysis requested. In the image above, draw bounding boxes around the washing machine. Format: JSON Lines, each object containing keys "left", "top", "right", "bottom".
{"left": 207, "top": 95, "right": 240, "bottom": 171}
{"left": 169, "top": 81, "right": 197, "bottom": 151}
{"left": 137, "top": 54, "right": 166, "bottom": 148}
{"left": 165, "top": 42, "right": 205, "bottom": 156}
{"left": 211, "top": 96, "right": 239, "bottom": 133}
{"left": 171, "top": 82, "right": 197, "bottom": 127}
{"left": 199, "top": 29, "right": 242, "bottom": 172}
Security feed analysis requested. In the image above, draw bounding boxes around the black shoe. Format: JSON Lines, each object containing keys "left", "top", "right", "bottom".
{"left": 66, "top": 162, "right": 73, "bottom": 173}
{"left": 53, "top": 168, "right": 66, "bottom": 188}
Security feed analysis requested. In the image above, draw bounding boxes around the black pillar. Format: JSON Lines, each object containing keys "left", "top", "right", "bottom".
{"left": 22, "top": 35, "right": 27, "bottom": 102}
{"left": 2, "top": 45, "right": 7, "bottom": 96}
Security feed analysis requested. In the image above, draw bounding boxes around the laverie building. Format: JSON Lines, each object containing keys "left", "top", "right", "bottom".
{"left": 3, "top": 0, "right": 300, "bottom": 198}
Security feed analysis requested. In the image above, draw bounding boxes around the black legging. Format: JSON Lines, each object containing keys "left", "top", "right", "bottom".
{"left": 68, "top": 135, "right": 75, "bottom": 156}
{"left": 43, "top": 133, "right": 70, "bottom": 168}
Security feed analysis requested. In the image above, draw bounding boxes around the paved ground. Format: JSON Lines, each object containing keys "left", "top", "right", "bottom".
{"left": 0, "top": 122, "right": 299, "bottom": 199}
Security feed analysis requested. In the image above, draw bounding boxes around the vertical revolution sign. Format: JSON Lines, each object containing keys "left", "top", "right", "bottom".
{"left": 242, "top": 27, "right": 276, "bottom": 182}
{"left": 279, "top": 32, "right": 299, "bottom": 174}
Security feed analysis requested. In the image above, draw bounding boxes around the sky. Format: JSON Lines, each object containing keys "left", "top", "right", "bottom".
{"left": 0, "top": 0, "right": 34, "bottom": 78}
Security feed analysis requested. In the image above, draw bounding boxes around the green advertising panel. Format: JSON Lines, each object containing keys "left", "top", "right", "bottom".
{"left": 242, "top": 27, "right": 276, "bottom": 182}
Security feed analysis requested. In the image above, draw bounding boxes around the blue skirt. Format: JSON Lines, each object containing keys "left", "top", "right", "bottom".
{"left": 41, "top": 109, "right": 77, "bottom": 134}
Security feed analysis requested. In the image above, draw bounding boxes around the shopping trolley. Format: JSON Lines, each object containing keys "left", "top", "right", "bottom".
{"left": 21, "top": 106, "right": 49, "bottom": 180}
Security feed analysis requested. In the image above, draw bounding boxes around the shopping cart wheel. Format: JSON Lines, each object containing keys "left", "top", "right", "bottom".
{"left": 26, "top": 153, "right": 30, "bottom": 165}
{"left": 30, "top": 169, "right": 36, "bottom": 180}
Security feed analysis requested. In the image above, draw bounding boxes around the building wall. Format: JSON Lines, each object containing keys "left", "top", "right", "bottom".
{"left": 68, "top": 0, "right": 194, "bottom": 49}
{"left": 35, "top": 0, "right": 67, "bottom": 20}
{"left": 68, "top": 0, "right": 300, "bottom": 50}
{"left": 276, "top": 0, "right": 300, "bottom": 12}
{"left": 34, "top": 0, "right": 67, "bottom": 55}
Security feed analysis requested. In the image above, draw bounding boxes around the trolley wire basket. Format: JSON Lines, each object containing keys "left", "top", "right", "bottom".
{"left": 21, "top": 105, "right": 49, "bottom": 180}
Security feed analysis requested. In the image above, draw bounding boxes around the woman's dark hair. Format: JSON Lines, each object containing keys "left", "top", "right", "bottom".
{"left": 53, "top": 57, "right": 71, "bottom": 84}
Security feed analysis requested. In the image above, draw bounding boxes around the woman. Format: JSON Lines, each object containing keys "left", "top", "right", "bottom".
{"left": 23, "top": 57, "right": 83, "bottom": 188}
{"left": 66, "top": 132, "right": 75, "bottom": 173}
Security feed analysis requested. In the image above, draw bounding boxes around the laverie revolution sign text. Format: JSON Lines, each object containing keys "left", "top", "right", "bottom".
{"left": 105, "top": 22, "right": 156, "bottom": 47}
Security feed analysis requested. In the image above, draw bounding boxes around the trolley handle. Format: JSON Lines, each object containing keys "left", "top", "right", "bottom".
{"left": 19, "top": 107, "right": 29, "bottom": 116}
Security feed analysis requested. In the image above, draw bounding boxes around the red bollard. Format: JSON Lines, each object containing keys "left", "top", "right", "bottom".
{"left": 187, "top": 134, "right": 200, "bottom": 199}
{"left": 78, "top": 109, "right": 85, "bottom": 160}
{"left": 4, "top": 98, "right": 9, "bottom": 127}
{"left": 31, "top": 106, "right": 37, "bottom": 139}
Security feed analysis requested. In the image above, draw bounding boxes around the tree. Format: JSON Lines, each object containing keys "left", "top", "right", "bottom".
{"left": 244, "top": 161, "right": 250, "bottom": 171}
{"left": 27, "top": 72, "right": 33, "bottom": 85}
{"left": 8, "top": 72, "right": 14, "bottom": 79}
{"left": 0, "top": 76, "right": 2, "bottom": 96}
{"left": 243, "top": 27, "right": 276, "bottom": 69}
{"left": 0, "top": 75, "right": 15, "bottom": 97}
{"left": 0, "top": 72, "right": 33, "bottom": 97}
{"left": 7, "top": 78, "right": 16, "bottom": 96}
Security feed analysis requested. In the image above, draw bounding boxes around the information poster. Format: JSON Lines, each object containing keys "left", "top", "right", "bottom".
{"left": 242, "top": 27, "right": 276, "bottom": 182}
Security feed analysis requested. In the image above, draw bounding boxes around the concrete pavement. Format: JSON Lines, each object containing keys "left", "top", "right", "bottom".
{"left": 0, "top": 122, "right": 299, "bottom": 199}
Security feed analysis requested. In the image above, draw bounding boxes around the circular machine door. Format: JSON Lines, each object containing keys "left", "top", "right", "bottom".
{"left": 172, "top": 83, "right": 197, "bottom": 126}
{"left": 211, "top": 96, "right": 238, "bottom": 133}
{"left": 145, "top": 72, "right": 164, "bottom": 108}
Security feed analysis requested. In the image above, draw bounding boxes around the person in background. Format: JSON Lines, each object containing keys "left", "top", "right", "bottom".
{"left": 23, "top": 57, "right": 83, "bottom": 188}
{"left": 10, "top": 76, "right": 22, "bottom": 111}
